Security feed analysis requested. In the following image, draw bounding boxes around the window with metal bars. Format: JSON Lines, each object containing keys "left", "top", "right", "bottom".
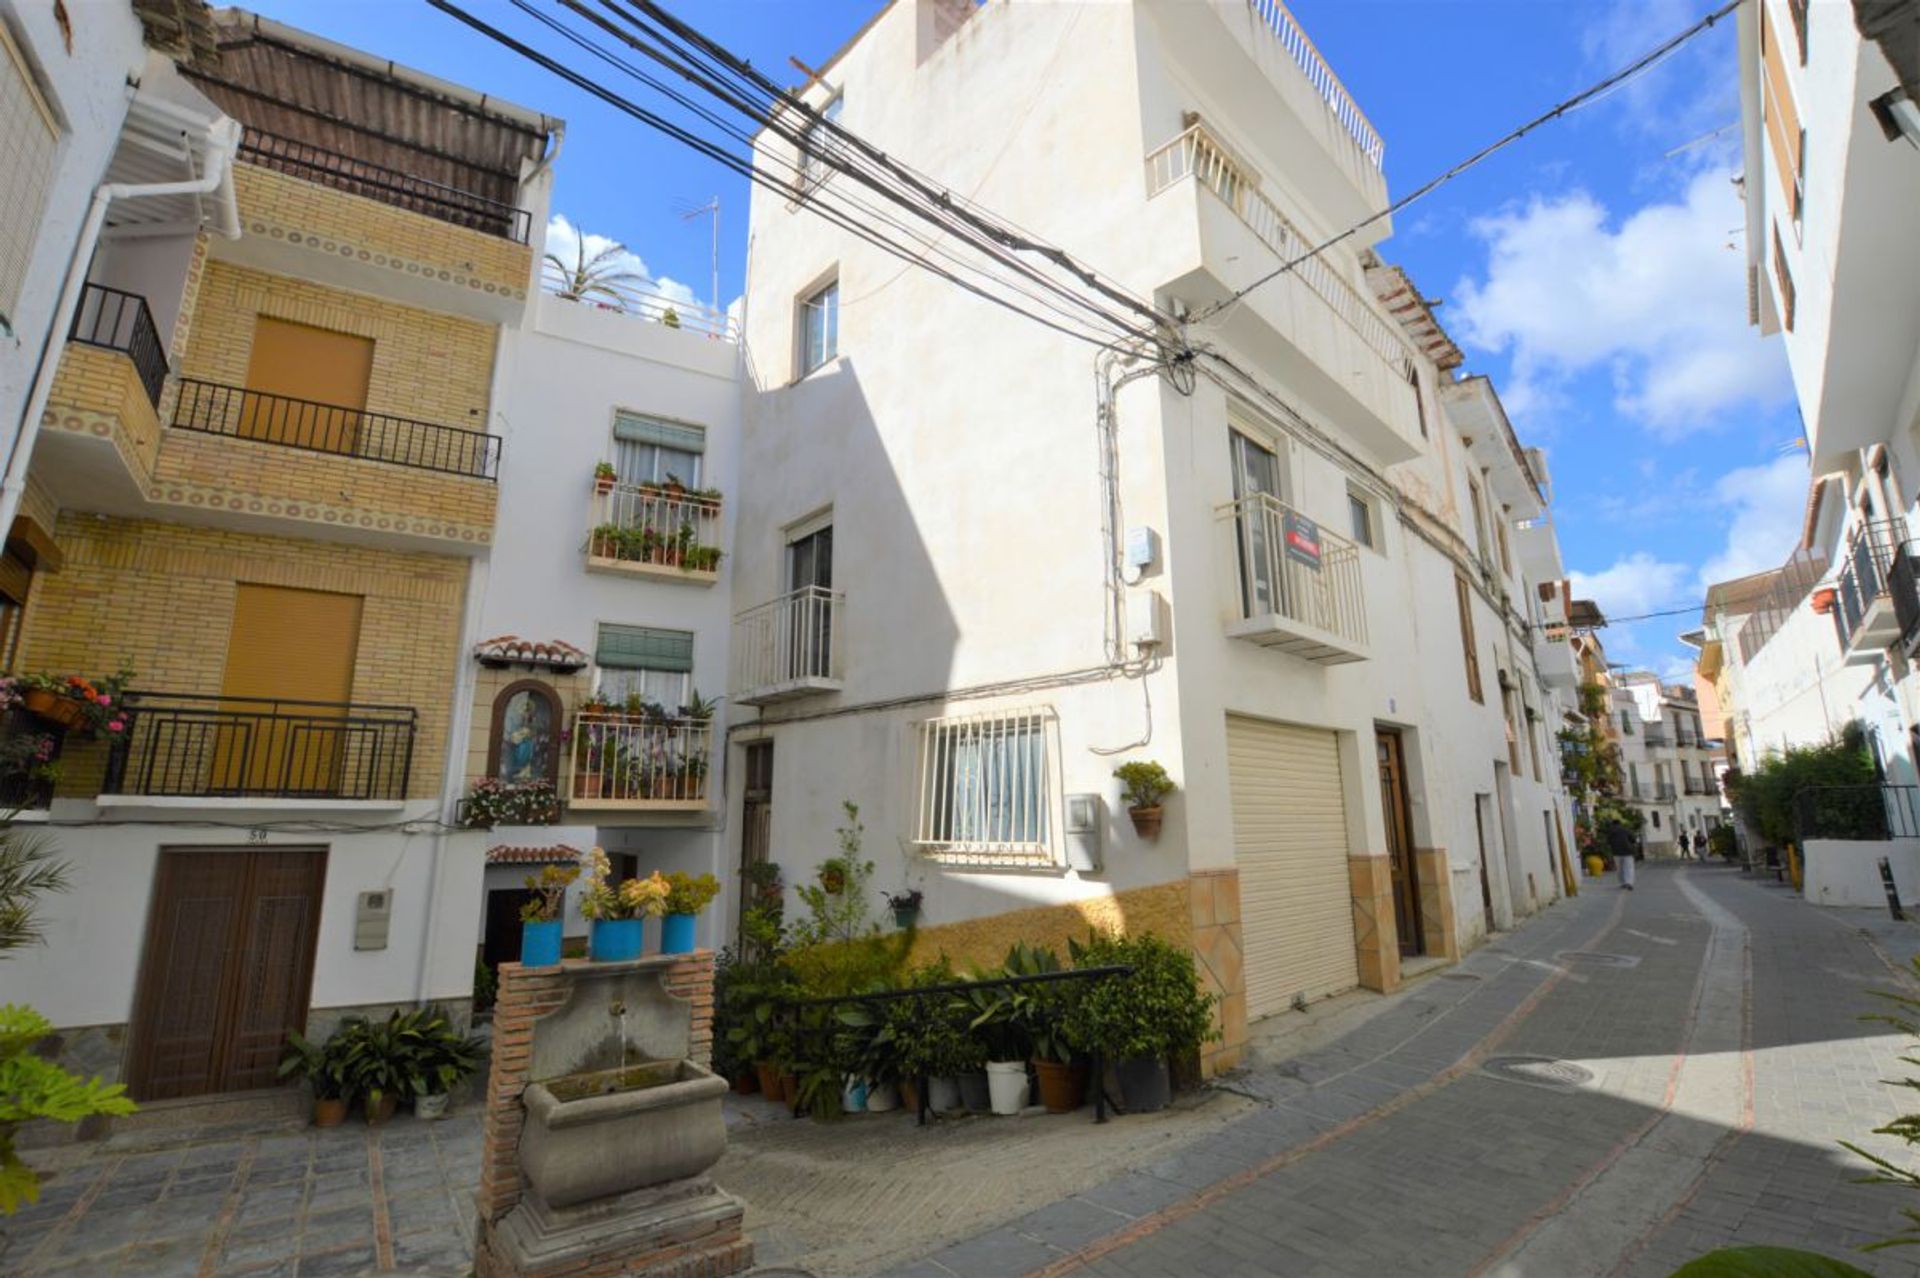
{"left": 913, "top": 707, "right": 1054, "bottom": 862}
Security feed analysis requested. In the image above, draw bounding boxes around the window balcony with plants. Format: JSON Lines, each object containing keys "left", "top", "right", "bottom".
{"left": 585, "top": 465, "right": 724, "bottom": 584}
{"left": 567, "top": 695, "right": 714, "bottom": 813}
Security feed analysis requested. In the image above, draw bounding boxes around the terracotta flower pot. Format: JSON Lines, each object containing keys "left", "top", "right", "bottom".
{"left": 1033, "top": 1059, "right": 1087, "bottom": 1113}
{"left": 755, "top": 1061, "right": 782, "bottom": 1098}
{"left": 23, "top": 689, "right": 86, "bottom": 731}
{"left": 1128, "top": 805, "right": 1163, "bottom": 839}
{"left": 594, "top": 475, "right": 615, "bottom": 494}
{"left": 364, "top": 1094, "right": 400, "bottom": 1126}
{"left": 779, "top": 1072, "right": 799, "bottom": 1107}
{"left": 732, "top": 1070, "right": 759, "bottom": 1096}
{"left": 313, "top": 1097, "right": 348, "bottom": 1128}
{"left": 898, "top": 1077, "right": 920, "bottom": 1113}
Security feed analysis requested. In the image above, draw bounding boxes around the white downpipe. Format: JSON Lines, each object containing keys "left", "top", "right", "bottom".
{"left": 0, "top": 114, "right": 241, "bottom": 539}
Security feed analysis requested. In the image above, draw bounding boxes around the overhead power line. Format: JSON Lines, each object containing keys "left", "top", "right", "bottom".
{"left": 1188, "top": 0, "right": 1747, "bottom": 327}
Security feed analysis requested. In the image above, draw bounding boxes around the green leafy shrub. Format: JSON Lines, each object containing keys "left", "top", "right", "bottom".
{"left": 1, "top": 1005, "right": 135, "bottom": 1213}
{"left": 1728, "top": 723, "right": 1877, "bottom": 847}
{"left": 1113, "top": 761, "right": 1175, "bottom": 809}
{"left": 1065, "top": 932, "right": 1217, "bottom": 1062}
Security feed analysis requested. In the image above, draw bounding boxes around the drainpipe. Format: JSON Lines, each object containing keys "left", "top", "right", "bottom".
{"left": 0, "top": 114, "right": 241, "bottom": 539}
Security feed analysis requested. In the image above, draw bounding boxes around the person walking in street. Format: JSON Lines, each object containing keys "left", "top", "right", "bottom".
{"left": 1607, "top": 818, "right": 1638, "bottom": 890}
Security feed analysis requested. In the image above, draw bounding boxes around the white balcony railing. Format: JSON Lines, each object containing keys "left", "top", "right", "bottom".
{"left": 541, "top": 261, "right": 737, "bottom": 342}
{"left": 1147, "top": 124, "right": 1411, "bottom": 382}
{"left": 1248, "top": 0, "right": 1385, "bottom": 170}
{"left": 731, "top": 585, "right": 844, "bottom": 704}
{"left": 1219, "top": 492, "right": 1368, "bottom": 664}
{"left": 568, "top": 712, "right": 712, "bottom": 810}
{"left": 586, "top": 482, "right": 723, "bottom": 582}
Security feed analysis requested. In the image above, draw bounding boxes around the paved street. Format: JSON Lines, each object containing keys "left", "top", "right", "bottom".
{"left": 7, "top": 862, "right": 1920, "bottom": 1277}
{"left": 895, "top": 862, "right": 1920, "bottom": 1277}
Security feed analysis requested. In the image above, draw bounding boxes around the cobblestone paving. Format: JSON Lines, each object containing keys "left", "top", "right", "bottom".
{"left": 900, "top": 864, "right": 1920, "bottom": 1278}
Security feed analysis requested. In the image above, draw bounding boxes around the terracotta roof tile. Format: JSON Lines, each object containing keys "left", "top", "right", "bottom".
{"left": 486, "top": 843, "right": 582, "bottom": 866}
{"left": 473, "top": 636, "right": 589, "bottom": 671}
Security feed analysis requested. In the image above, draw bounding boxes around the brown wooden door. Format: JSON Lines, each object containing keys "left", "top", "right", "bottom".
{"left": 737, "top": 742, "right": 772, "bottom": 946}
{"left": 218, "top": 584, "right": 363, "bottom": 795}
{"left": 1474, "top": 797, "right": 1497, "bottom": 935}
{"left": 1376, "top": 729, "right": 1422, "bottom": 957}
{"left": 129, "top": 848, "right": 327, "bottom": 1100}
{"left": 242, "top": 317, "right": 373, "bottom": 454}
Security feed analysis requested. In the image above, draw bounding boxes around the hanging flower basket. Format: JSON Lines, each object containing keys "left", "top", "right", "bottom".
{"left": 1810, "top": 587, "right": 1837, "bottom": 615}
{"left": 22, "top": 689, "right": 87, "bottom": 731}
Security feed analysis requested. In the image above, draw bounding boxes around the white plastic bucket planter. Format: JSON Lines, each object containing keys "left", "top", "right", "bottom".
{"left": 865, "top": 1080, "right": 899, "bottom": 1112}
{"left": 985, "top": 1060, "right": 1027, "bottom": 1115}
{"left": 928, "top": 1075, "right": 962, "bottom": 1112}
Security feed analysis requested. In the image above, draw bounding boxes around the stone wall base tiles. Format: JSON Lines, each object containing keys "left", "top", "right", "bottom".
{"left": 1188, "top": 869, "right": 1245, "bottom": 1076}
{"left": 1348, "top": 853, "right": 1401, "bottom": 994}
{"left": 1414, "top": 847, "right": 1460, "bottom": 961}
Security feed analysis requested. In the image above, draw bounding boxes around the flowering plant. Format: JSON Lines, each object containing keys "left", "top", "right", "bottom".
{"left": 13, "top": 668, "right": 134, "bottom": 739}
{"left": 460, "top": 778, "right": 559, "bottom": 828}
{"left": 577, "top": 847, "right": 670, "bottom": 920}
{"left": 663, "top": 871, "right": 720, "bottom": 915}
{"left": 519, "top": 863, "right": 579, "bottom": 923}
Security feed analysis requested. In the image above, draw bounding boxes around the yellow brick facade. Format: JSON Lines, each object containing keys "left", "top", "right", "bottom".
{"left": 19, "top": 514, "right": 469, "bottom": 801}
{"left": 40, "top": 347, "right": 163, "bottom": 481}
{"left": 232, "top": 163, "right": 532, "bottom": 306}
{"left": 463, "top": 666, "right": 591, "bottom": 793}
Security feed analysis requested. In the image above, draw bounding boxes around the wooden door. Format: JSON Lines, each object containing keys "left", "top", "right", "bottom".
{"left": 218, "top": 584, "right": 363, "bottom": 796}
{"left": 242, "top": 317, "right": 373, "bottom": 454}
{"left": 737, "top": 741, "right": 773, "bottom": 946}
{"left": 1474, "top": 796, "right": 1497, "bottom": 935}
{"left": 1376, "top": 729, "right": 1421, "bottom": 956}
{"left": 129, "top": 848, "right": 327, "bottom": 1100}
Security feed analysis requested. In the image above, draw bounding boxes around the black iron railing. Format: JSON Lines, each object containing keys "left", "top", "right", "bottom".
{"left": 778, "top": 964, "right": 1134, "bottom": 1125}
{"left": 1835, "top": 520, "right": 1905, "bottom": 650}
{"left": 1643, "top": 729, "right": 1671, "bottom": 748}
{"left": 238, "top": 128, "right": 531, "bottom": 243}
{"left": 1655, "top": 783, "right": 1677, "bottom": 801}
{"left": 1794, "top": 784, "right": 1920, "bottom": 841}
{"left": 1684, "top": 778, "right": 1715, "bottom": 796}
{"left": 103, "top": 692, "right": 416, "bottom": 801}
{"left": 1892, "top": 541, "right": 1920, "bottom": 645}
{"left": 171, "top": 377, "right": 501, "bottom": 480}
{"left": 69, "top": 283, "right": 168, "bottom": 409}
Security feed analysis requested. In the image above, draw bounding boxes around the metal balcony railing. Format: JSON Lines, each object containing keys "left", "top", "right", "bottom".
{"left": 103, "top": 692, "right": 415, "bottom": 801}
{"left": 1795, "top": 784, "right": 1920, "bottom": 841}
{"left": 1218, "top": 491, "right": 1368, "bottom": 652}
{"left": 587, "top": 483, "right": 723, "bottom": 576}
{"left": 540, "top": 261, "right": 737, "bottom": 341}
{"left": 1145, "top": 124, "right": 1411, "bottom": 383}
{"left": 1643, "top": 729, "right": 1671, "bottom": 748}
{"left": 69, "top": 283, "right": 168, "bottom": 409}
{"left": 1835, "top": 519, "right": 1905, "bottom": 649}
{"left": 1892, "top": 540, "right": 1920, "bottom": 644}
{"left": 568, "top": 712, "right": 711, "bottom": 808}
{"left": 1246, "top": 0, "right": 1384, "bottom": 169}
{"left": 732, "top": 585, "right": 844, "bottom": 701}
{"left": 238, "top": 127, "right": 530, "bottom": 242}
{"left": 172, "top": 377, "right": 501, "bottom": 480}
{"left": 1684, "top": 777, "right": 1715, "bottom": 796}
{"left": 1655, "top": 783, "right": 1677, "bottom": 801}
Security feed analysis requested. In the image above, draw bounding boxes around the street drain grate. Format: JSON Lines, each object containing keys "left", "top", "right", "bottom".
{"left": 1440, "top": 973, "right": 1482, "bottom": 982}
{"left": 1482, "top": 1055, "right": 1595, "bottom": 1092}
{"left": 1556, "top": 950, "right": 1642, "bottom": 968}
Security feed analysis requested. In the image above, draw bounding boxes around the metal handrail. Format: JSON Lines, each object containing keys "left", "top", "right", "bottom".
{"left": 1217, "top": 491, "right": 1368, "bottom": 648}
{"left": 777, "top": 964, "right": 1135, "bottom": 1125}
{"left": 732, "top": 585, "right": 844, "bottom": 695}
{"left": 1836, "top": 519, "right": 1906, "bottom": 648}
{"left": 1794, "top": 784, "right": 1920, "bottom": 841}
{"left": 568, "top": 712, "right": 712, "bottom": 805}
{"left": 1246, "top": 0, "right": 1384, "bottom": 169}
{"left": 103, "top": 691, "right": 416, "bottom": 801}
{"left": 238, "top": 127, "right": 530, "bottom": 242}
{"left": 69, "top": 283, "right": 168, "bottom": 409}
{"left": 539, "top": 261, "right": 738, "bottom": 341}
{"left": 171, "top": 377, "right": 501, "bottom": 480}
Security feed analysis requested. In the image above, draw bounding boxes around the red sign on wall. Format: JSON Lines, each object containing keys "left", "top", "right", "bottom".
{"left": 1283, "top": 511, "right": 1322, "bottom": 570}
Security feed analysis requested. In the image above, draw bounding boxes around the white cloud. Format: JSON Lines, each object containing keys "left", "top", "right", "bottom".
{"left": 543, "top": 214, "right": 702, "bottom": 313}
{"left": 1452, "top": 168, "right": 1792, "bottom": 436}
{"left": 1570, "top": 551, "right": 1692, "bottom": 622}
{"left": 1579, "top": 0, "right": 1739, "bottom": 144}
{"left": 1695, "top": 453, "right": 1810, "bottom": 586}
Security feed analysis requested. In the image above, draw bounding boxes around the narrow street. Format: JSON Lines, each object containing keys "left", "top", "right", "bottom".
{"left": 899, "top": 863, "right": 1920, "bottom": 1278}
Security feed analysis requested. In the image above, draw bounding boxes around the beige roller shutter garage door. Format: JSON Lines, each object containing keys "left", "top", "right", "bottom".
{"left": 1227, "top": 715, "right": 1358, "bottom": 1019}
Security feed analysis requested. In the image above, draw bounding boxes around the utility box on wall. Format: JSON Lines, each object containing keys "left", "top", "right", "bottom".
{"left": 354, "top": 890, "right": 393, "bottom": 951}
{"left": 1065, "top": 793, "right": 1103, "bottom": 873}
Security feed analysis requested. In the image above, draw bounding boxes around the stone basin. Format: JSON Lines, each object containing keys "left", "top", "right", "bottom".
{"left": 520, "top": 1058, "right": 728, "bottom": 1208}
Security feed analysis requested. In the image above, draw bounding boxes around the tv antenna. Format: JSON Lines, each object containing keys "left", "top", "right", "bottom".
{"left": 676, "top": 196, "right": 720, "bottom": 319}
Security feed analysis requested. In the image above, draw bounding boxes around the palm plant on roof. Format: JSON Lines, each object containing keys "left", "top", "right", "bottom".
{"left": 545, "top": 236, "right": 645, "bottom": 307}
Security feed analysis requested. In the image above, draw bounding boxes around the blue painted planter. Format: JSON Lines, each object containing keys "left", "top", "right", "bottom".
{"left": 660, "top": 912, "right": 697, "bottom": 955}
{"left": 589, "top": 917, "right": 644, "bottom": 962}
{"left": 520, "top": 919, "right": 563, "bottom": 969}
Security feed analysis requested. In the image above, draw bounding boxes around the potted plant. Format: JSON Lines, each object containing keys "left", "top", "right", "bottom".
{"left": 460, "top": 778, "right": 560, "bottom": 828}
{"left": 1002, "top": 941, "right": 1087, "bottom": 1113}
{"left": 593, "top": 461, "right": 617, "bottom": 493}
{"left": 278, "top": 1028, "right": 352, "bottom": 1127}
{"left": 959, "top": 977, "right": 1030, "bottom": 1115}
{"left": 661, "top": 871, "right": 721, "bottom": 955}
{"left": 1114, "top": 760, "right": 1175, "bottom": 839}
{"left": 1065, "top": 932, "right": 1218, "bottom": 1113}
{"left": 883, "top": 887, "right": 923, "bottom": 930}
{"left": 519, "top": 862, "right": 578, "bottom": 968}
{"left": 578, "top": 847, "right": 668, "bottom": 961}
{"left": 17, "top": 669, "right": 133, "bottom": 739}
{"left": 331, "top": 1015, "right": 410, "bottom": 1125}
{"left": 397, "top": 1006, "right": 483, "bottom": 1120}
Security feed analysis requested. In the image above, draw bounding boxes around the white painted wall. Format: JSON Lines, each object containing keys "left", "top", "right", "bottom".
{"left": 1803, "top": 837, "right": 1920, "bottom": 909}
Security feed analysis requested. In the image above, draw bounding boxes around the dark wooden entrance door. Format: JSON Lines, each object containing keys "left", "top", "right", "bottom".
{"left": 737, "top": 741, "right": 773, "bottom": 946}
{"left": 128, "top": 847, "right": 327, "bottom": 1100}
{"left": 1474, "top": 797, "right": 1497, "bottom": 936}
{"left": 482, "top": 887, "right": 536, "bottom": 968}
{"left": 1376, "top": 729, "right": 1422, "bottom": 956}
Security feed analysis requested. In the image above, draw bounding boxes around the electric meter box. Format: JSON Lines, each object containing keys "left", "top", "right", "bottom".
{"left": 1065, "top": 793, "right": 1103, "bottom": 873}
{"left": 354, "top": 890, "right": 393, "bottom": 951}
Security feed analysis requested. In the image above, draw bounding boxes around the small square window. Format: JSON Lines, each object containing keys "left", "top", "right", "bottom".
{"left": 797, "top": 277, "right": 839, "bottom": 378}
{"left": 1346, "top": 485, "right": 1376, "bottom": 550}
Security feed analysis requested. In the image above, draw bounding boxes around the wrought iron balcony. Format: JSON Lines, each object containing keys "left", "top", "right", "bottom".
{"left": 1217, "top": 492, "right": 1368, "bottom": 664}
{"left": 1643, "top": 729, "right": 1671, "bottom": 748}
{"left": 585, "top": 482, "right": 723, "bottom": 583}
{"left": 731, "top": 585, "right": 844, "bottom": 705}
{"left": 1246, "top": 0, "right": 1384, "bottom": 170}
{"left": 238, "top": 127, "right": 530, "bottom": 242}
{"left": 102, "top": 692, "right": 415, "bottom": 801}
{"left": 1794, "top": 784, "right": 1920, "bottom": 841}
{"left": 1654, "top": 783, "right": 1677, "bottom": 801}
{"left": 1684, "top": 777, "right": 1715, "bottom": 796}
{"left": 70, "top": 283, "right": 168, "bottom": 409}
{"left": 567, "top": 712, "right": 712, "bottom": 812}
{"left": 171, "top": 377, "right": 501, "bottom": 479}
{"left": 1891, "top": 540, "right": 1920, "bottom": 647}
{"left": 1834, "top": 519, "right": 1905, "bottom": 661}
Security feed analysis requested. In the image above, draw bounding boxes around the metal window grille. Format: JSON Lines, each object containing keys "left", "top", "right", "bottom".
{"left": 914, "top": 707, "right": 1055, "bottom": 865}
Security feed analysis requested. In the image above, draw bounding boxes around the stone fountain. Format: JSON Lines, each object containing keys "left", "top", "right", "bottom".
{"left": 475, "top": 954, "right": 751, "bottom": 1278}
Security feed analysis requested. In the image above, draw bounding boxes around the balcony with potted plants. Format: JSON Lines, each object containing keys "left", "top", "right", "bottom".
{"left": 585, "top": 465, "right": 725, "bottom": 585}
{"left": 567, "top": 693, "right": 715, "bottom": 814}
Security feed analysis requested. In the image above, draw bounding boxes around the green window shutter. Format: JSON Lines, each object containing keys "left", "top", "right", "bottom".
{"left": 613, "top": 412, "right": 706, "bottom": 454}
{"left": 596, "top": 624, "right": 694, "bottom": 672}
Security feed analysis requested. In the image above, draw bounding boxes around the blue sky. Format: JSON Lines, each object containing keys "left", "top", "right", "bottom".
{"left": 255, "top": 0, "right": 1805, "bottom": 679}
